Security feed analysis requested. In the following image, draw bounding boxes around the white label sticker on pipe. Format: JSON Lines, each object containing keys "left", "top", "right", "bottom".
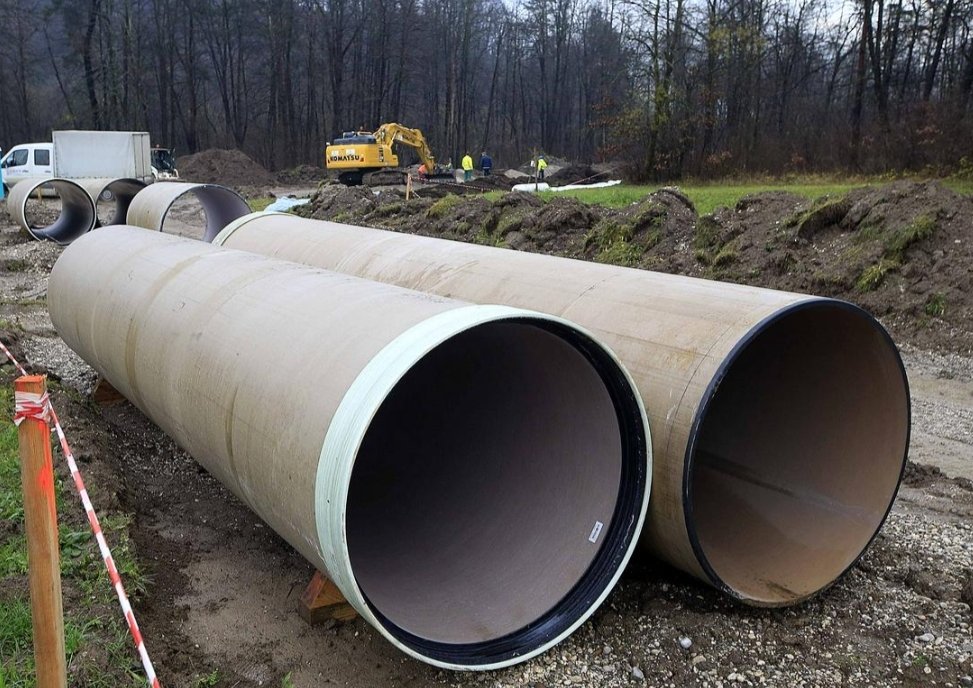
{"left": 588, "top": 521, "right": 604, "bottom": 543}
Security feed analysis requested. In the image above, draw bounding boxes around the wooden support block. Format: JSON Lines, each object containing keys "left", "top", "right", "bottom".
{"left": 91, "top": 377, "right": 126, "bottom": 406}
{"left": 298, "top": 570, "right": 358, "bottom": 624}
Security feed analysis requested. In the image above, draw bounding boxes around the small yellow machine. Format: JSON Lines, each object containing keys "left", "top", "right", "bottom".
{"left": 325, "top": 123, "right": 450, "bottom": 186}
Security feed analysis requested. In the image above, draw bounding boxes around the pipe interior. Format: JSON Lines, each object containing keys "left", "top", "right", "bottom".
{"left": 346, "top": 320, "right": 634, "bottom": 647}
{"left": 158, "top": 186, "right": 250, "bottom": 242}
{"left": 95, "top": 179, "right": 145, "bottom": 227}
{"left": 689, "top": 302, "right": 909, "bottom": 604}
{"left": 24, "top": 180, "right": 95, "bottom": 244}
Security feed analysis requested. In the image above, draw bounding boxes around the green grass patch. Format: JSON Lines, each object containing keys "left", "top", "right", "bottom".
{"left": 886, "top": 214, "right": 936, "bottom": 259}
{"left": 511, "top": 181, "right": 866, "bottom": 215}
{"left": 2, "top": 260, "right": 30, "bottom": 273}
{"left": 489, "top": 174, "right": 972, "bottom": 214}
{"left": 924, "top": 293, "right": 947, "bottom": 317}
{"left": 783, "top": 196, "right": 852, "bottom": 235}
{"left": 942, "top": 177, "right": 973, "bottom": 196}
{"left": 595, "top": 239, "right": 642, "bottom": 267}
{"left": 495, "top": 209, "right": 526, "bottom": 236}
{"left": 854, "top": 212, "right": 938, "bottom": 293}
{"left": 427, "top": 194, "right": 463, "bottom": 218}
{"left": 247, "top": 197, "right": 275, "bottom": 212}
{"left": 0, "top": 320, "right": 24, "bottom": 334}
{"left": 856, "top": 258, "right": 899, "bottom": 292}
{"left": 194, "top": 669, "right": 222, "bottom": 687}
{"left": 712, "top": 245, "right": 738, "bottom": 268}
{"left": 0, "top": 387, "right": 149, "bottom": 686}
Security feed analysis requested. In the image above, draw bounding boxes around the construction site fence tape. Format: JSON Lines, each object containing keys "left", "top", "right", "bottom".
{"left": 0, "top": 338, "right": 162, "bottom": 688}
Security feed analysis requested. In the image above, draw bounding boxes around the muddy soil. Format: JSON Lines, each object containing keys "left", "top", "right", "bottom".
{"left": 298, "top": 180, "right": 973, "bottom": 355}
{"left": 177, "top": 149, "right": 276, "bottom": 190}
{"left": 1, "top": 187, "right": 972, "bottom": 686}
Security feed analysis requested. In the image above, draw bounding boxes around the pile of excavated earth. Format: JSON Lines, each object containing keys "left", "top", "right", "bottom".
{"left": 176, "top": 148, "right": 277, "bottom": 188}
{"left": 296, "top": 180, "right": 973, "bottom": 354}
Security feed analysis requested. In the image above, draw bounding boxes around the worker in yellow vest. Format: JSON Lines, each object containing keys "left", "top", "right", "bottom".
{"left": 537, "top": 155, "right": 548, "bottom": 181}
{"left": 462, "top": 153, "right": 474, "bottom": 182}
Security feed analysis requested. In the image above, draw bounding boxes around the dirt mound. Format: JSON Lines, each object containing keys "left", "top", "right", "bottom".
{"left": 547, "top": 163, "right": 598, "bottom": 185}
{"left": 580, "top": 188, "right": 700, "bottom": 272}
{"left": 699, "top": 180, "right": 973, "bottom": 352}
{"left": 295, "top": 184, "right": 384, "bottom": 220}
{"left": 291, "top": 179, "right": 973, "bottom": 353}
{"left": 176, "top": 149, "right": 276, "bottom": 188}
{"left": 467, "top": 174, "right": 516, "bottom": 191}
{"left": 276, "top": 164, "right": 329, "bottom": 185}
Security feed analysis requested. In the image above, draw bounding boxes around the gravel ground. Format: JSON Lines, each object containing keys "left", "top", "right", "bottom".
{"left": 1, "top": 205, "right": 971, "bottom": 687}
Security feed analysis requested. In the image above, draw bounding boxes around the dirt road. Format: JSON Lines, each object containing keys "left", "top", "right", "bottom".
{"left": 1, "top": 205, "right": 971, "bottom": 687}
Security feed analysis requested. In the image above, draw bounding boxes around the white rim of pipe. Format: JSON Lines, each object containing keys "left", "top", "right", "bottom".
{"left": 212, "top": 210, "right": 288, "bottom": 245}
{"left": 10, "top": 177, "right": 97, "bottom": 245}
{"left": 126, "top": 182, "right": 252, "bottom": 242}
{"left": 314, "top": 304, "right": 652, "bottom": 670}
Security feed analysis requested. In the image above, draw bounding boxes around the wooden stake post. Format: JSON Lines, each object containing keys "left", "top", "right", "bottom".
{"left": 15, "top": 375, "right": 67, "bottom": 688}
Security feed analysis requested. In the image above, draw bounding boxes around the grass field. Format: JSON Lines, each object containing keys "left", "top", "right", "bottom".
{"left": 0, "top": 385, "right": 146, "bottom": 687}
{"left": 500, "top": 177, "right": 973, "bottom": 215}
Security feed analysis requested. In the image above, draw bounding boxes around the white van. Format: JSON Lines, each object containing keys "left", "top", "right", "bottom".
{"left": 0, "top": 143, "right": 55, "bottom": 192}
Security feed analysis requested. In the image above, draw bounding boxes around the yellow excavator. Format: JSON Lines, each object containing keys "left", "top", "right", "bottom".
{"left": 325, "top": 123, "right": 452, "bottom": 186}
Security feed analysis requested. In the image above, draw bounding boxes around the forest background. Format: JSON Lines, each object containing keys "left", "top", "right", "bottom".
{"left": 0, "top": 0, "right": 970, "bottom": 180}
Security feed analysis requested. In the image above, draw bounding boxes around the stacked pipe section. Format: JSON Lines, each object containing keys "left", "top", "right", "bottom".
{"left": 214, "top": 212, "right": 911, "bottom": 606}
{"left": 7, "top": 178, "right": 96, "bottom": 244}
{"left": 48, "top": 227, "right": 651, "bottom": 669}
{"left": 80, "top": 178, "right": 146, "bottom": 226}
{"left": 125, "top": 181, "right": 251, "bottom": 241}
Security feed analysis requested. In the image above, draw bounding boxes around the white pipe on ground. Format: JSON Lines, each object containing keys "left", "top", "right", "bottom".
{"left": 48, "top": 227, "right": 651, "bottom": 670}
{"left": 6, "top": 178, "right": 96, "bottom": 244}
{"left": 78, "top": 177, "right": 147, "bottom": 227}
{"left": 125, "top": 181, "right": 251, "bottom": 241}
{"left": 214, "top": 212, "right": 911, "bottom": 606}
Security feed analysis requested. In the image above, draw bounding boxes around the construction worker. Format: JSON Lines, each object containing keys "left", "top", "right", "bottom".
{"left": 462, "top": 152, "right": 474, "bottom": 182}
{"left": 417, "top": 162, "right": 428, "bottom": 181}
{"left": 537, "top": 155, "right": 548, "bottom": 181}
{"left": 480, "top": 151, "right": 493, "bottom": 176}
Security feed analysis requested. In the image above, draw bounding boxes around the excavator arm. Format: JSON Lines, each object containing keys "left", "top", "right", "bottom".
{"left": 373, "top": 123, "right": 437, "bottom": 170}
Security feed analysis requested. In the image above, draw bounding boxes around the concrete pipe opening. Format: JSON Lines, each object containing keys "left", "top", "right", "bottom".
{"left": 125, "top": 182, "right": 251, "bottom": 241}
{"left": 85, "top": 178, "right": 146, "bottom": 227}
{"left": 341, "top": 318, "right": 648, "bottom": 667}
{"left": 687, "top": 300, "right": 909, "bottom": 604}
{"left": 10, "top": 178, "right": 96, "bottom": 244}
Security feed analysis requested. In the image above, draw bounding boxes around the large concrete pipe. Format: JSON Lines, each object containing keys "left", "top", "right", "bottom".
{"left": 126, "top": 181, "right": 251, "bottom": 241}
{"left": 7, "top": 178, "right": 97, "bottom": 244}
{"left": 79, "top": 177, "right": 147, "bottom": 227}
{"left": 49, "top": 227, "right": 651, "bottom": 669}
{"left": 214, "top": 213, "right": 911, "bottom": 606}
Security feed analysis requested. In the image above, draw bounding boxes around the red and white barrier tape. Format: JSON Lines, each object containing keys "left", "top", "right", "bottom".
{"left": 13, "top": 391, "right": 51, "bottom": 426}
{"left": 0, "top": 338, "right": 161, "bottom": 688}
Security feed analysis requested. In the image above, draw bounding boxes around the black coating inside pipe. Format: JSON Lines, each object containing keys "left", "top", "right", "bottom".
{"left": 23, "top": 180, "right": 96, "bottom": 245}
{"left": 686, "top": 300, "right": 910, "bottom": 604}
{"left": 345, "top": 318, "right": 648, "bottom": 665}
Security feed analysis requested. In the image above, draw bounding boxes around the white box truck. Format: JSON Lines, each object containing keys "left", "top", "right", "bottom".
{"left": 53, "top": 130, "right": 153, "bottom": 181}
{"left": 0, "top": 130, "right": 178, "bottom": 192}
